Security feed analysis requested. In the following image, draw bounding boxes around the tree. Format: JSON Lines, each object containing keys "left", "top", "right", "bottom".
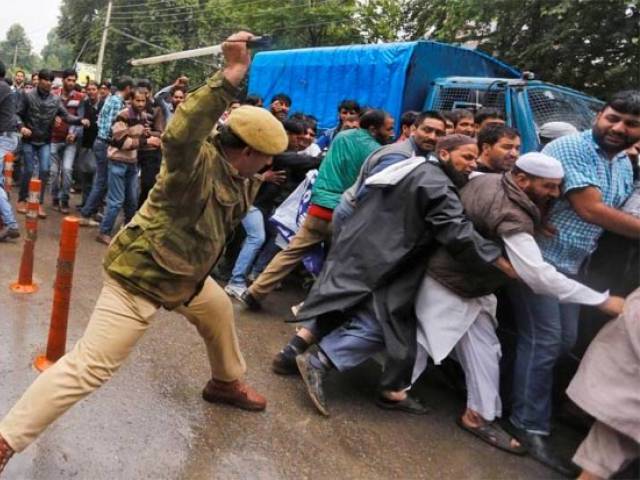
{"left": 405, "top": 0, "right": 640, "bottom": 98}
{"left": 41, "top": 28, "right": 76, "bottom": 70}
{"left": 0, "top": 23, "right": 39, "bottom": 72}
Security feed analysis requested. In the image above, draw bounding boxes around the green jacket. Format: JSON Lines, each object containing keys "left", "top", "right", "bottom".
{"left": 103, "top": 71, "right": 261, "bottom": 309}
{"left": 310, "top": 128, "right": 381, "bottom": 210}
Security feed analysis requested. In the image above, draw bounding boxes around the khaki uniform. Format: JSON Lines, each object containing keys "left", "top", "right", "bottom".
{"left": 0, "top": 71, "right": 259, "bottom": 453}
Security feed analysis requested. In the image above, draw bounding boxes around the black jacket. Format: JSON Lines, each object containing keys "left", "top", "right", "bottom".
{"left": 254, "top": 151, "right": 322, "bottom": 213}
{"left": 295, "top": 158, "right": 501, "bottom": 389}
{"left": 16, "top": 88, "right": 83, "bottom": 144}
{"left": 80, "top": 97, "right": 104, "bottom": 148}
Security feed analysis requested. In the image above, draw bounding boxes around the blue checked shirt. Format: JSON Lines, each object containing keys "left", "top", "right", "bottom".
{"left": 96, "top": 94, "right": 124, "bottom": 141}
{"left": 537, "top": 130, "right": 634, "bottom": 274}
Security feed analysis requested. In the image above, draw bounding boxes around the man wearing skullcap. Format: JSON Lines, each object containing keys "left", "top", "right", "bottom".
{"left": 412, "top": 152, "right": 624, "bottom": 458}
{"left": 0, "top": 32, "right": 286, "bottom": 473}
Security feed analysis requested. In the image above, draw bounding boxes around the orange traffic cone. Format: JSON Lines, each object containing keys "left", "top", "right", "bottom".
{"left": 34, "top": 216, "right": 80, "bottom": 372}
{"left": 10, "top": 179, "right": 41, "bottom": 294}
{"left": 3, "top": 152, "right": 15, "bottom": 193}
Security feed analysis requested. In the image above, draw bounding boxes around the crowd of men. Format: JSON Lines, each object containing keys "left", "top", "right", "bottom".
{"left": 0, "top": 31, "right": 639, "bottom": 480}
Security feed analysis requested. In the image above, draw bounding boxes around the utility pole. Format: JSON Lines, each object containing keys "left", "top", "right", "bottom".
{"left": 96, "top": 0, "right": 113, "bottom": 83}
{"left": 12, "top": 44, "right": 18, "bottom": 69}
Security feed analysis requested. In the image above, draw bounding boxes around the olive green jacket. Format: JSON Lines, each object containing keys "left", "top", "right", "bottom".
{"left": 103, "top": 71, "right": 261, "bottom": 309}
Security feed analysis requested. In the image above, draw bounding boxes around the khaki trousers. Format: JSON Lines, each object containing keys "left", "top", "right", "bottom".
{"left": 0, "top": 275, "right": 245, "bottom": 452}
{"left": 248, "top": 214, "right": 332, "bottom": 300}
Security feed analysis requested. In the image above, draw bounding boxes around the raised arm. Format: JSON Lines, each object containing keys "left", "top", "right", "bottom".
{"left": 567, "top": 186, "right": 640, "bottom": 238}
{"left": 161, "top": 31, "right": 253, "bottom": 172}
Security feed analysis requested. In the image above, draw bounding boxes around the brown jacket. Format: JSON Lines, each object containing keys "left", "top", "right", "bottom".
{"left": 427, "top": 172, "right": 541, "bottom": 297}
{"left": 107, "top": 107, "right": 150, "bottom": 163}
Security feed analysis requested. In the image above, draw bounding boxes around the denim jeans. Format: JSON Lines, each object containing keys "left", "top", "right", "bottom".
{"left": 99, "top": 161, "right": 139, "bottom": 236}
{"left": 507, "top": 283, "right": 581, "bottom": 434}
{"left": 0, "top": 134, "right": 19, "bottom": 229}
{"left": 228, "top": 206, "right": 266, "bottom": 288}
{"left": 81, "top": 138, "right": 109, "bottom": 218}
{"left": 50, "top": 142, "right": 78, "bottom": 205}
{"left": 19, "top": 143, "right": 52, "bottom": 204}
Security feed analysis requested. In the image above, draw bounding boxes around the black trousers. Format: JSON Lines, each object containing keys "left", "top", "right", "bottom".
{"left": 138, "top": 149, "right": 162, "bottom": 208}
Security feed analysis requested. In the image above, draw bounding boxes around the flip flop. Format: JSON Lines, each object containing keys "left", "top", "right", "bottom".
{"left": 456, "top": 417, "right": 527, "bottom": 455}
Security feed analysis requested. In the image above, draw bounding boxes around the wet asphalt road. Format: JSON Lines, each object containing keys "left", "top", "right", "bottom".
{"left": 0, "top": 198, "right": 578, "bottom": 479}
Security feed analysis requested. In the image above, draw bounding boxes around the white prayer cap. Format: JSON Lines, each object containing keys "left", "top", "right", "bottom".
{"left": 539, "top": 121, "right": 578, "bottom": 141}
{"left": 515, "top": 152, "right": 564, "bottom": 179}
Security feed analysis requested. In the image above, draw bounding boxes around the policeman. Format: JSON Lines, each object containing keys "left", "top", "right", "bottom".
{"left": 0, "top": 31, "right": 287, "bottom": 473}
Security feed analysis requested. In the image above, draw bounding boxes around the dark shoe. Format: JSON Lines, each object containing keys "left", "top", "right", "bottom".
{"left": 202, "top": 379, "right": 266, "bottom": 411}
{"left": 0, "top": 435, "right": 14, "bottom": 475}
{"left": 0, "top": 227, "right": 20, "bottom": 241}
{"left": 506, "top": 421, "right": 579, "bottom": 477}
{"left": 60, "top": 202, "right": 70, "bottom": 215}
{"left": 52, "top": 198, "right": 59, "bottom": 209}
{"left": 456, "top": 417, "right": 526, "bottom": 455}
{"left": 96, "top": 233, "right": 112, "bottom": 245}
{"left": 37, "top": 206, "right": 47, "bottom": 219}
{"left": 296, "top": 352, "right": 329, "bottom": 416}
{"left": 272, "top": 350, "right": 298, "bottom": 375}
{"left": 375, "top": 394, "right": 430, "bottom": 415}
{"left": 239, "top": 290, "right": 262, "bottom": 311}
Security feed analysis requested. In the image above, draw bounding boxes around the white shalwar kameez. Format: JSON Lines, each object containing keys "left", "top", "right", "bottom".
{"left": 412, "top": 231, "right": 608, "bottom": 421}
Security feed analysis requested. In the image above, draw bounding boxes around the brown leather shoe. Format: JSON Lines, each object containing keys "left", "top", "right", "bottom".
{"left": 202, "top": 379, "right": 266, "bottom": 411}
{"left": 0, "top": 435, "right": 14, "bottom": 475}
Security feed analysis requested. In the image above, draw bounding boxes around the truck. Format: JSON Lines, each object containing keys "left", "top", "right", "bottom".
{"left": 247, "top": 40, "right": 603, "bottom": 152}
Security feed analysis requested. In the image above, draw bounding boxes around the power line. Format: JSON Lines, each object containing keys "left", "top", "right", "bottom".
{"left": 109, "top": 26, "right": 216, "bottom": 67}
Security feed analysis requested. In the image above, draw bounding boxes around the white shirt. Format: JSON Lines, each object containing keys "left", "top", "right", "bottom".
{"left": 503, "top": 232, "right": 608, "bottom": 305}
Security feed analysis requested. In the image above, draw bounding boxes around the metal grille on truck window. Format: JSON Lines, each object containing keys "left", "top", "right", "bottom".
{"left": 432, "top": 87, "right": 505, "bottom": 112}
{"left": 527, "top": 88, "right": 600, "bottom": 131}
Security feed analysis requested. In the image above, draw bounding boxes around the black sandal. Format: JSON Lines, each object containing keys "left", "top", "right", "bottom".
{"left": 375, "top": 394, "right": 431, "bottom": 415}
{"left": 456, "top": 417, "right": 527, "bottom": 455}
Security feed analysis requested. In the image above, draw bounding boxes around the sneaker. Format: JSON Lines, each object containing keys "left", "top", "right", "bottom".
{"left": 224, "top": 284, "right": 247, "bottom": 300}
{"left": 0, "top": 226, "right": 20, "bottom": 242}
{"left": 37, "top": 206, "right": 47, "bottom": 219}
{"left": 16, "top": 201, "right": 27, "bottom": 214}
{"left": 239, "top": 290, "right": 262, "bottom": 311}
{"left": 96, "top": 233, "right": 112, "bottom": 245}
{"left": 202, "top": 379, "right": 266, "bottom": 411}
{"left": 78, "top": 216, "right": 100, "bottom": 227}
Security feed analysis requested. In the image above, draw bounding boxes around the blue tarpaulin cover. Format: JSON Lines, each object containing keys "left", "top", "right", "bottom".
{"left": 248, "top": 41, "right": 520, "bottom": 131}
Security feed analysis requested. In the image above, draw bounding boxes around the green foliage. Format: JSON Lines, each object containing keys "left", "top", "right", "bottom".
{"left": 405, "top": 0, "right": 640, "bottom": 98}
{"left": 32, "top": 0, "right": 640, "bottom": 96}
{"left": 41, "top": 29, "right": 76, "bottom": 70}
{"left": 0, "top": 23, "right": 39, "bottom": 73}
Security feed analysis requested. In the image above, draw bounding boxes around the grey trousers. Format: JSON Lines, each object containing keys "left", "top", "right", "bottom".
{"left": 317, "top": 300, "right": 385, "bottom": 371}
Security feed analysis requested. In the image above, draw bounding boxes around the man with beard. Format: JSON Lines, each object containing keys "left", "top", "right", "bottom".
{"left": 240, "top": 109, "right": 395, "bottom": 310}
{"left": 506, "top": 90, "right": 640, "bottom": 476}
{"left": 476, "top": 124, "right": 521, "bottom": 173}
{"left": 291, "top": 135, "right": 515, "bottom": 415}
{"left": 413, "top": 152, "right": 624, "bottom": 455}
{"left": 271, "top": 111, "right": 447, "bottom": 375}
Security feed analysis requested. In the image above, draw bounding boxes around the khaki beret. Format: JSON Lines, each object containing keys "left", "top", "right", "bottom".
{"left": 227, "top": 105, "right": 288, "bottom": 155}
